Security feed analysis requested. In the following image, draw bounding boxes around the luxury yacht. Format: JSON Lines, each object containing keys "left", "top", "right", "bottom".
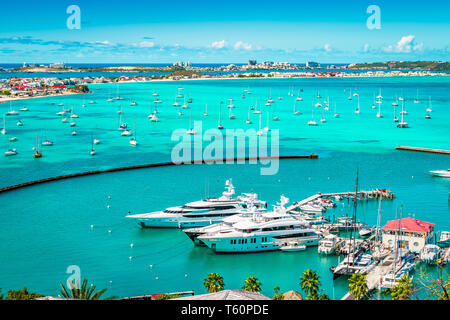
{"left": 438, "top": 231, "right": 450, "bottom": 247}
{"left": 430, "top": 169, "right": 450, "bottom": 178}
{"left": 184, "top": 195, "right": 293, "bottom": 246}
{"left": 197, "top": 217, "right": 320, "bottom": 253}
{"left": 126, "top": 180, "right": 266, "bottom": 228}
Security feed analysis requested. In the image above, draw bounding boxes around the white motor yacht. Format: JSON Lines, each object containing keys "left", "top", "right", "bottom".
{"left": 126, "top": 180, "right": 266, "bottom": 228}
{"left": 332, "top": 253, "right": 377, "bottom": 279}
{"left": 419, "top": 244, "right": 442, "bottom": 264}
{"left": 430, "top": 169, "right": 450, "bottom": 178}
{"left": 198, "top": 218, "right": 320, "bottom": 253}
{"left": 318, "top": 234, "right": 341, "bottom": 255}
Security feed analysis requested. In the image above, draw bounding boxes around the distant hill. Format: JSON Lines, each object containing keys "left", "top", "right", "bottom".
{"left": 348, "top": 61, "right": 450, "bottom": 71}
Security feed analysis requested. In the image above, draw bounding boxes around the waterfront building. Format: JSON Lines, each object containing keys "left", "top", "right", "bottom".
{"left": 381, "top": 217, "right": 435, "bottom": 253}
{"left": 306, "top": 61, "right": 320, "bottom": 68}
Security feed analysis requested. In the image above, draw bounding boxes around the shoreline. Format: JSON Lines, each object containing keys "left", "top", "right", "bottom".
{"left": 0, "top": 91, "right": 84, "bottom": 103}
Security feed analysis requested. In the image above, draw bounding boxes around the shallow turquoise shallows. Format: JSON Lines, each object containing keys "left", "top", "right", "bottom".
{"left": 0, "top": 77, "right": 449, "bottom": 299}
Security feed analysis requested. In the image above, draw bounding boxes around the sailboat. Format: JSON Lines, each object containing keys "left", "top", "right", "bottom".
{"left": 186, "top": 110, "right": 195, "bottom": 135}
{"left": 376, "top": 99, "right": 383, "bottom": 118}
{"left": 130, "top": 121, "right": 138, "bottom": 145}
{"left": 426, "top": 96, "right": 432, "bottom": 113}
{"left": 228, "top": 108, "right": 235, "bottom": 120}
{"left": 182, "top": 97, "right": 189, "bottom": 109}
{"left": 33, "top": 135, "right": 42, "bottom": 158}
{"left": 425, "top": 98, "right": 432, "bottom": 119}
{"left": 332, "top": 169, "right": 377, "bottom": 279}
{"left": 218, "top": 101, "right": 224, "bottom": 130}
{"left": 41, "top": 129, "right": 54, "bottom": 146}
{"left": 414, "top": 89, "right": 420, "bottom": 103}
{"left": 253, "top": 99, "right": 261, "bottom": 114}
{"left": 1, "top": 115, "right": 7, "bottom": 135}
{"left": 93, "top": 126, "right": 100, "bottom": 145}
{"left": 348, "top": 88, "right": 352, "bottom": 100}
{"left": 397, "top": 100, "right": 408, "bottom": 128}
{"left": 354, "top": 95, "right": 360, "bottom": 114}
{"left": 263, "top": 112, "right": 269, "bottom": 132}
{"left": 334, "top": 101, "right": 340, "bottom": 118}
{"left": 6, "top": 102, "right": 19, "bottom": 116}
{"left": 308, "top": 103, "right": 318, "bottom": 126}
{"left": 90, "top": 134, "right": 96, "bottom": 156}
{"left": 4, "top": 147, "right": 18, "bottom": 157}
{"left": 293, "top": 101, "right": 301, "bottom": 115}
{"left": 257, "top": 112, "right": 263, "bottom": 136}
{"left": 204, "top": 104, "right": 208, "bottom": 116}
{"left": 320, "top": 110, "right": 326, "bottom": 123}
{"left": 246, "top": 106, "right": 252, "bottom": 124}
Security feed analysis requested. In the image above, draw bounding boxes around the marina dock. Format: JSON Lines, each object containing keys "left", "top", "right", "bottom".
{"left": 396, "top": 146, "right": 450, "bottom": 155}
{"left": 286, "top": 189, "right": 395, "bottom": 213}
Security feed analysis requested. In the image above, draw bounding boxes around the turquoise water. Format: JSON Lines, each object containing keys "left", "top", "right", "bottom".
{"left": 0, "top": 77, "right": 449, "bottom": 299}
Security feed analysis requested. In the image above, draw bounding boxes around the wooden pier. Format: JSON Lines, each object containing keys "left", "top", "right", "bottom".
{"left": 286, "top": 189, "right": 395, "bottom": 213}
{"left": 121, "top": 290, "right": 195, "bottom": 300}
{"left": 396, "top": 146, "right": 450, "bottom": 155}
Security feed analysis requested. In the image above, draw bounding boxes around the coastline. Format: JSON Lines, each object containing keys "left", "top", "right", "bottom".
{"left": 0, "top": 91, "right": 84, "bottom": 103}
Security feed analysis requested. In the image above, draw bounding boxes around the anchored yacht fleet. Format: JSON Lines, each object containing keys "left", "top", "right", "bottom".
{"left": 194, "top": 196, "right": 321, "bottom": 253}
{"left": 126, "top": 180, "right": 267, "bottom": 228}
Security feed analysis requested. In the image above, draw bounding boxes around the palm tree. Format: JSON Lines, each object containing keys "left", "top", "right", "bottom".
{"left": 272, "top": 286, "right": 284, "bottom": 300}
{"left": 348, "top": 273, "right": 368, "bottom": 300}
{"left": 203, "top": 273, "right": 225, "bottom": 293}
{"left": 300, "top": 269, "right": 321, "bottom": 299}
{"left": 242, "top": 276, "right": 262, "bottom": 292}
{"left": 60, "top": 278, "right": 117, "bottom": 300}
{"left": 391, "top": 274, "right": 413, "bottom": 300}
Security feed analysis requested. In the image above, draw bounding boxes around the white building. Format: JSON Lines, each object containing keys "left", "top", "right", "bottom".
{"left": 382, "top": 217, "right": 435, "bottom": 253}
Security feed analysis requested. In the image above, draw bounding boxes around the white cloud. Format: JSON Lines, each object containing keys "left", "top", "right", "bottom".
{"left": 234, "top": 41, "right": 252, "bottom": 50}
{"left": 324, "top": 44, "right": 332, "bottom": 52}
{"left": 139, "top": 41, "right": 155, "bottom": 48}
{"left": 210, "top": 40, "right": 227, "bottom": 49}
{"left": 383, "top": 35, "right": 423, "bottom": 53}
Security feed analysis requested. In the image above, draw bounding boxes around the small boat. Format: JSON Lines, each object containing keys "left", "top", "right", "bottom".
{"left": 130, "top": 101, "right": 138, "bottom": 106}
{"left": 89, "top": 101, "right": 96, "bottom": 104}
{"left": 17, "top": 120, "right": 23, "bottom": 126}
{"left": 19, "top": 107, "right": 29, "bottom": 112}
{"left": 41, "top": 140, "right": 53, "bottom": 146}
{"left": 121, "top": 130, "right": 132, "bottom": 136}
{"left": 359, "top": 226, "right": 374, "bottom": 237}
{"left": 430, "top": 169, "right": 450, "bottom": 178}
{"left": 70, "top": 121, "right": 76, "bottom": 127}
{"left": 318, "top": 234, "right": 340, "bottom": 255}
{"left": 149, "top": 114, "right": 159, "bottom": 122}
{"left": 9, "top": 137, "right": 18, "bottom": 142}
{"left": 4, "top": 148, "right": 18, "bottom": 156}
{"left": 280, "top": 242, "right": 306, "bottom": 252}
{"left": 437, "top": 231, "right": 450, "bottom": 248}
{"left": 72, "top": 131, "right": 77, "bottom": 136}
{"left": 308, "top": 120, "right": 318, "bottom": 126}
{"left": 419, "top": 244, "right": 441, "bottom": 264}
{"left": 425, "top": 114, "right": 431, "bottom": 119}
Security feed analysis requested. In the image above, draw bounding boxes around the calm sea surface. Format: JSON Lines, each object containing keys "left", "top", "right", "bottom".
{"left": 0, "top": 77, "right": 449, "bottom": 299}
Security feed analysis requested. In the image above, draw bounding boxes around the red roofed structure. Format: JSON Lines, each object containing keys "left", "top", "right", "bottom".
{"left": 382, "top": 217, "right": 435, "bottom": 253}
{"left": 382, "top": 217, "right": 434, "bottom": 233}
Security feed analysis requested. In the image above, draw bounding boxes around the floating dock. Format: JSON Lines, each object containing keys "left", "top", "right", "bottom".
{"left": 286, "top": 189, "right": 395, "bottom": 212}
{"left": 396, "top": 146, "right": 450, "bottom": 155}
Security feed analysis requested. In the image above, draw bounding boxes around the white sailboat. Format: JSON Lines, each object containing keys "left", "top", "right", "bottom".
{"left": 308, "top": 103, "right": 318, "bottom": 126}
{"left": 397, "top": 100, "right": 408, "bottom": 128}
{"left": 1, "top": 115, "right": 7, "bottom": 135}
{"left": 257, "top": 112, "right": 263, "bottom": 136}
{"left": 263, "top": 111, "right": 269, "bottom": 132}
{"left": 204, "top": 104, "right": 208, "bottom": 116}
{"left": 186, "top": 110, "right": 195, "bottom": 135}
{"left": 130, "top": 121, "right": 137, "bottom": 145}
{"left": 293, "top": 100, "right": 301, "bottom": 115}
{"left": 334, "top": 101, "right": 340, "bottom": 118}
{"left": 218, "top": 101, "right": 224, "bottom": 130}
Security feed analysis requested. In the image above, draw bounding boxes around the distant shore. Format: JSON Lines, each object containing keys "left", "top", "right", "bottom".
{"left": 0, "top": 91, "right": 83, "bottom": 103}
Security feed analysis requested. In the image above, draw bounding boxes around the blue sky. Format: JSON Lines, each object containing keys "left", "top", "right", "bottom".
{"left": 1, "top": 0, "right": 449, "bottom": 64}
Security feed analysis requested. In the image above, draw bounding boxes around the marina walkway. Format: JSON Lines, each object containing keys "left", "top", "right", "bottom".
{"left": 286, "top": 189, "right": 394, "bottom": 212}
{"left": 396, "top": 146, "right": 450, "bottom": 155}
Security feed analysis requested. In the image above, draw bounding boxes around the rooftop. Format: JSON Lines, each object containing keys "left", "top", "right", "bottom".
{"left": 173, "top": 290, "right": 271, "bottom": 301}
{"left": 382, "top": 217, "right": 434, "bottom": 233}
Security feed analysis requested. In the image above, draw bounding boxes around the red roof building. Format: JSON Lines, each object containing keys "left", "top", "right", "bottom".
{"left": 382, "top": 217, "right": 434, "bottom": 233}
{"left": 382, "top": 217, "right": 435, "bottom": 253}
